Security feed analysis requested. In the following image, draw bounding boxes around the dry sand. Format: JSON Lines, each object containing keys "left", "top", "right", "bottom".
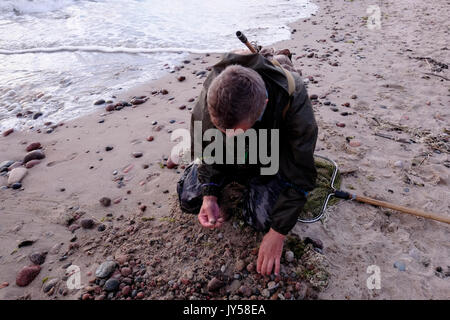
{"left": 0, "top": 0, "right": 449, "bottom": 300}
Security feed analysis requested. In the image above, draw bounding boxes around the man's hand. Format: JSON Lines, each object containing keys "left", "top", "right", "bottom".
{"left": 257, "top": 228, "right": 286, "bottom": 276}
{"left": 198, "top": 196, "right": 224, "bottom": 229}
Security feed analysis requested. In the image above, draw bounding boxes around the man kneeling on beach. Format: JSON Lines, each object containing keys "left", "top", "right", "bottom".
{"left": 177, "top": 48, "right": 318, "bottom": 276}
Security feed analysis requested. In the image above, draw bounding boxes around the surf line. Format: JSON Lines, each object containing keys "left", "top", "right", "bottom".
{"left": 0, "top": 46, "right": 228, "bottom": 55}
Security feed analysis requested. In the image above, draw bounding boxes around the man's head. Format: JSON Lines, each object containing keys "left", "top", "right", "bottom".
{"left": 207, "top": 65, "right": 267, "bottom": 134}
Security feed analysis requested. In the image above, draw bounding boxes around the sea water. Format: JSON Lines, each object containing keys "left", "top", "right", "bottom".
{"left": 0, "top": 0, "right": 317, "bottom": 130}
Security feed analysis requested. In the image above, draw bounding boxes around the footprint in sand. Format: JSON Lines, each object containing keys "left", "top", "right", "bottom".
{"left": 46, "top": 152, "right": 78, "bottom": 167}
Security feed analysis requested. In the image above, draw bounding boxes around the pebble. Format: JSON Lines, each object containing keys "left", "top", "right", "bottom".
{"left": 177, "top": 76, "right": 186, "bottom": 82}
{"left": 246, "top": 262, "right": 255, "bottom": 273}
{"left": 99, "top": 197, "right": 111, "bottom": 207}
{"left": 7, "top": 167, "right": 27, "bottom": 186}
{"left": 82, "top": 293, "right": 92, "bottom": 300}
{"left": 29, "top": 252, "right": 47, "bottom": 265}
{"left": 351, "top": 94, "right": 358, "bottom": 99}
{"left": 310, "top": 94, "right": 318, "bottom": 100}
{"left": 16, "top": 265, "right": 41, "bottom": 287}
{"left": 11, "top": 183, "right": 22, "bottom": 190}
{"left": 43, "top": 278, "right": 59, "bottom": 293}
{"left": 104, "top": 278, "right": 120, "bottom": 292}
{"left": 80, "top": 219, "right": 95, "bottom": 229}
{"left": 235, "top": 260, "right": 246, "bottom": 272}
{"left": 166, "top": 158, "right": 176, "bottom": 169}
{"left": 239, "top": 285, "right": 252, "bottom": 297}
{"left": 305, "top": 237, "right": 324, "bottom": 249}
{"left": 105, "top": 105, "right": 115, "bottom": 112}
{"left": 105, "top": 146, "right": 114, "bottom": 152}
{"left": 33, "top": 112, "right": 43, "bottom": 120}
{"left": 178, "top": 105, "right": 186, "bottom": 110}
{"left": 26, "top": 142, "right": 41, "bottom": 152}
{"left": 23, "top": 150, "right": 45, "bottom": 164}
{"left": 147, "top": 136, "right": 154, "bottom": 142}
{"left": 95, "top": 261, "right": 117, "bottom": 278}
{"left": 267, "top": 281, "right": 278, "bottom": 291}
{"left": 136, "top": 291, "right": 145, "bottom": 299}
{"left": 207, "top": 277, "right": 224, "bottom": 291}
{"left": 394, "top": 160, "right": 404, "bottom": 169}
{"left": 285, "top": 250, "right": 295, "bottom": 263}
{"left": 94, "top": 99, "right": 106, "bottom": 105}
{"left": 0, "top": 160, "right": 14, "bottom": 172}
{"left": 132, "top": 152, "right": 143, "bottom": 158}
{"left": 336, "top": 122, "right": 346, "bottom": 128}
{"left": 121, "top": 267, "right": 132, "bottom": 277}
{"left": 262, "top": 288, "right": 270, "bottom": 298}
{"left": 394, "top": 261, "right": 406, "bottom": 271}
{"left": 97, "top": 224, "right": 106, "bottom": 232}
{"left": 25, "top": 160, "right": 41, "bottom": 169}
{"left": 0, "top": 282, "right": 9, "bottom": 289}
{"left": 2, "top": 128, "right": 16, "bottom": 138}
{"left": 8, "top": 161, "right": 22, "bottom": 171}
{"left": 131, "top": 98, "right": 146, "bottom": 105}
{"left": 349, "top": 141, "right": 362, "bottom": 147}
{"left": 121, "top": 285, "right": 131, "bottom": 296}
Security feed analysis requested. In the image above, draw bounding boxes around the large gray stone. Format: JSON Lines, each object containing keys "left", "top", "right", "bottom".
{"left": 8, "top": 167, "right": 27, "bottom": 185}
{"left": 95, "top": 261, "right": 117, "bottom": 278}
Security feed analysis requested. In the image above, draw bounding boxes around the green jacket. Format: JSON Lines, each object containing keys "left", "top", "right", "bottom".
{"left": 190, "top": 52, "right": 318, "bottom": 235}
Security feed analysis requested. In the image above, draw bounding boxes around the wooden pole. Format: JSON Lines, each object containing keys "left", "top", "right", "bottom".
{"left": 354, "top": 194, "right": 450, "bottom": 225}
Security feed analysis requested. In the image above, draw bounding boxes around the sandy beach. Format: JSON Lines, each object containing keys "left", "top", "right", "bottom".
{"left": 0, "top": 0, "right": 449, "bottom": 300}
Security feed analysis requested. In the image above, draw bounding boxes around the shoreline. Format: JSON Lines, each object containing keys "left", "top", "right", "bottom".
{"left": 1, "top": 0, "right": 449, "bottom": 300}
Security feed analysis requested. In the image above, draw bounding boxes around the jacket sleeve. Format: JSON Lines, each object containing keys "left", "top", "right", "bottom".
{"left": 269, "top": 81, "right": 318, "bottom": 235}
{"left": 190, "top": 80, "right": 227, "bottom": 198}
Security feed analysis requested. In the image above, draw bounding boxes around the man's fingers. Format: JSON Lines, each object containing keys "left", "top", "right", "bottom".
{"left": 266, "top": 258, "right": 274, "bottom": 276}
{"left": 198, "top": 211, "right": 214, "bottom": 228}
{"left": 261, "top": 256, "right": 269, "bottom": 276}
{"left": 274, "top": 258, "right": 281, "bottom": 276}
{"left": 257, "top": 250, "right": 263, "bottom": 274}
{"left": 206, "top": 208, "right": 216, "bottom": 225}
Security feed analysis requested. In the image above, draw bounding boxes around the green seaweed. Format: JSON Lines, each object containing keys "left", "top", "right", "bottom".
{"left": 285, "top": 235, "right": 306, "bottom": 259}
{"left": 299, "top": 157, "right": 342, "bottom": 221}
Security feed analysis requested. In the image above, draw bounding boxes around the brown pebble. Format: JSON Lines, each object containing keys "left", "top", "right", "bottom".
{"left": 16, "top": 265, "right": 41, "bottom": 287}
{"left": 147, "top": 136, "right": 154, "bottom": 142}
{"left": 25, "top": 160, "right": 41, "bottom": 169}
{"left": 136, "top": 291, "right": 145, "bottom": 299}
{"left": 99, "top": 197, "right": 111, "bottom": 207}
{"left": 82, "top": 293, "right": 92, "bottom": 300}
{"left": 105, "top": 105, "right": 115, "bottom": 112}
{"left": 2, "top": 128, "right": 14, "bottom": 137}
{"left": 0, "top": 282, "right": 9, "bottom": 289}
{"left": 166, "top": 158, "right": 176, "bottom": 169}
{"left": 349, "top": 141, "right": 361, "bottom": 147}
{"left": 177, "top": 76, "right": 186, "bottom": 82}
{"left": 336, "top": 123, "right": 346, "bottom": 128}
{"left": 26, "top": 142, "right": 41, "bottom": 152}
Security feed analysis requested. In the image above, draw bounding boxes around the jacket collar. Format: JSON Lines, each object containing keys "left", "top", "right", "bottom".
{"left": 211, "top": 52, "right": 291, "bottom": 96}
